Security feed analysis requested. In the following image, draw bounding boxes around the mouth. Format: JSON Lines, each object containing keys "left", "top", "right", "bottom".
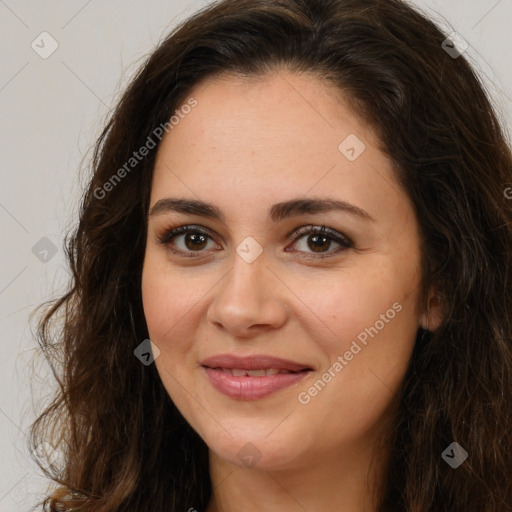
{"left": 200, "top": 353, "right": 312, "bottom": 372}
{"left": 206, "top": 367, "right": 302, "bottom": 376}
{"left": 200, "top": 354, "right": 313, "bottom": 400}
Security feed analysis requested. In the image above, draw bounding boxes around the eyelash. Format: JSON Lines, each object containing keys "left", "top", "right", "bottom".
{"left": 156, "top": 224, "right": 353, "bottom": 258}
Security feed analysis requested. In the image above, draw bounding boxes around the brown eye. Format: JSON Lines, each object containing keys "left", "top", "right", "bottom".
{"left": 288, "top": 225, "right": 353, "bottom": 256}
{"left": 158, "top": 225, "right": 220, "bottom": 256}
{"left": 184, "top": 232, "right": 208, "bottom": 251}
{"left": 307, "top": 234, "right": 332, "bottom": 252}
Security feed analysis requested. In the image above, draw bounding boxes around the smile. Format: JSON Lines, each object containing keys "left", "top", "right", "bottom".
{"left": 210, "top": 367, "right": 297, "bottom": 376}
{"left": 200, "top": 354, "right": 312, "bottom": 400}
{"left": 202, "top": 367, "right": 310, "bottom": 400}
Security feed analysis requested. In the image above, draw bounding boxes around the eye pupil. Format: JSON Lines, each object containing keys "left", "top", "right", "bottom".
{"left": 185, "top": 233, "right": 208, "bottom": 250}
{"left": 308, "top": 234, "right": 330, "bottom": 252}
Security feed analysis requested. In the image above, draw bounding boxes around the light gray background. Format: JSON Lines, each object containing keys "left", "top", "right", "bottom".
{"left": 1, "top": 1, "right": 511, "bottom": 510}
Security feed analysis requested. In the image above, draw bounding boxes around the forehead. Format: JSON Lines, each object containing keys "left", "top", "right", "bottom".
{"left": 157, "top": 70, "right": 374, "bottom": 162}
{"left": 151, "top": 71, "right": 409, "bottom": 225}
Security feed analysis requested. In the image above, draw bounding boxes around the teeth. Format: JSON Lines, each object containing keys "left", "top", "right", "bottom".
{"left": 246, "top": 369, "right": 266, "bottom": 377}
{"left": 216, "top": 368, "right": 291, "bottom": 376}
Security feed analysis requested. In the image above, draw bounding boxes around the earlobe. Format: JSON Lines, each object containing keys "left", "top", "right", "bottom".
{"left": 420, "top": 288, "right": 443, "bottom": 332}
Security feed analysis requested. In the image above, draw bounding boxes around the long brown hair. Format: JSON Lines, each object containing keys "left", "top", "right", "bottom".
{"left": 30, "top": 0, "right": 512, "bottom": 510}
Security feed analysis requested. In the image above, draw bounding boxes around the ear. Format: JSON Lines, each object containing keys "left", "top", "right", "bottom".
{"left": 419, "top": 286, "right": 443, "bottom": 332}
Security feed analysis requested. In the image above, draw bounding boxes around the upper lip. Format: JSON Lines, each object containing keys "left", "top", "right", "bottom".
{"left": 200, "top": 354, "right": 312, "bottom": 372}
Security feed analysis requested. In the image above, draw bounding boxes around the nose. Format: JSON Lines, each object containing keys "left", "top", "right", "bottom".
{"left": 206, "top": 248, "right": 288, "bottom": 337}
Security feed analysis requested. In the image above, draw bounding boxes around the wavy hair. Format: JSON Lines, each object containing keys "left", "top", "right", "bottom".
{"left": 30, "top": 0, "right": 512, "bottom": 510}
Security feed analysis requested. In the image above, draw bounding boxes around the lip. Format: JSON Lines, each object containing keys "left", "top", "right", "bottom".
{"left": 200, "top": 354, "right": 312, "bottom": 400}
{"left": 201, "top": 354, "right": 311, "bottom": 372}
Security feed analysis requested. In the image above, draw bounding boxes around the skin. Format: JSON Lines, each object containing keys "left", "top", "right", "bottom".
{"left": 141, "top": 70, "right": 443, "bottom": 512}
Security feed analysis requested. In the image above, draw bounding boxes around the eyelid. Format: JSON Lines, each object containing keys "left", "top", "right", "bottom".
{"left": 285, "top": 224, "right": 353, "bottom": 256}
{"left": 287, "top": 224, "right": 352, "bottom": 245}
{"left": 157, "top": 223, "right": 353, "bottom": 257}
{"left": 156, "top": 224, "right": 222, "bottom": 259}
{"left": 157, "top": 224, "right": 218, "bottom": 246}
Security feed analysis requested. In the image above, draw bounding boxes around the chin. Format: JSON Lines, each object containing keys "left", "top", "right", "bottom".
{"left": 201, "top": 424, "right": 307, "bottom": 471}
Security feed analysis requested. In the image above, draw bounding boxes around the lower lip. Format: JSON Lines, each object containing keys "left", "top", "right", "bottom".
{"left": 202, "top": 367, "right": 310, "bottom": 400}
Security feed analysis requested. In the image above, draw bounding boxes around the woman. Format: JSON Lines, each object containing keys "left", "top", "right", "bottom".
{"left": 31, "top": 0, "right": 512, "bottom": 510}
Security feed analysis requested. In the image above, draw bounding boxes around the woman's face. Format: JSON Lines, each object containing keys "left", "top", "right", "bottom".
{"left": 142, "top": 71, "right": 438, "bottom": 471}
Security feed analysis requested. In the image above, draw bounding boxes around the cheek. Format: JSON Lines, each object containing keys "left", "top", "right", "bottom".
{"left": 141, "top": 254, "right": 201, "bottom": 352}
{"left": 141, "top": 256, "right": 206, "bottom": 417}
{"left": 285, "top": 258, "right": 420, "bottom": 355}
{"left": 291, "top": 263, "right": 420, "bottom": 419}
{"left": 294, "top": 311, "right": 418, "bottom": 448}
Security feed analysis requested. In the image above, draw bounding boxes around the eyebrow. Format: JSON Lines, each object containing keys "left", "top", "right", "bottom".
{"left": 148, "top": 197, "right": 375, "bottom": 223}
